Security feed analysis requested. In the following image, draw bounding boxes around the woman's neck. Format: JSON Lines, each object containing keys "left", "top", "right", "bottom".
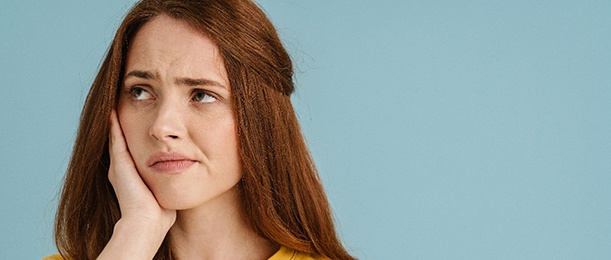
{"left": 167, "top": 186, "right": 278, "bottom": 260}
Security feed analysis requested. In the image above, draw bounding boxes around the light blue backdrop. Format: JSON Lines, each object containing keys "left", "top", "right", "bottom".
{"left": 1, "top": 1, "right": 609, "bottom": 259}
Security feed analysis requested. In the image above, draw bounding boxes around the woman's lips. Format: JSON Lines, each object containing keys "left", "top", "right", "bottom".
{"left": 147, "top": 152, "right": 196, "bottom": 173}
{"left": 150, "top": 159, "right": 195, "bottom": 173}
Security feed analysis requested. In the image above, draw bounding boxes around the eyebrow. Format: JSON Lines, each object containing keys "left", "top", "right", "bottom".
{"left": 124, "top": 70, "right": 227, "bottom": 90}
{"left": 125, "top": 70, "right": 155, "bottom": 79}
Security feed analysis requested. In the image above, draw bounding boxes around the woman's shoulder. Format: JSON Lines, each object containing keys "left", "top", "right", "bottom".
{"left": 269, "top": 246, "right": 330, "bottom": 260}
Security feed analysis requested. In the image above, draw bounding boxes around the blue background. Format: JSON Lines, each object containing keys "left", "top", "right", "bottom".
{"left": 1, "top": 1, "right": 610, "bottom": 259}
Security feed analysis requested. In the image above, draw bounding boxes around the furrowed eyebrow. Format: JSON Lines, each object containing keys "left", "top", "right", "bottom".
{"left": 124, "top": 70, "right": 227, "bottom": 90}
{"left": 124, "top": 70, "right": 156, "bottom": 80}
{"left": 175, "top": 77, "right": 227, "bottom": 90}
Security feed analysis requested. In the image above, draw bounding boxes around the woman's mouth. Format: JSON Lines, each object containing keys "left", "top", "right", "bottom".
{"left": 147, "top": 152, "right": 196, "bottom": 173}
{"left": 150, "top": 159, "right": 195, "bottom": 173}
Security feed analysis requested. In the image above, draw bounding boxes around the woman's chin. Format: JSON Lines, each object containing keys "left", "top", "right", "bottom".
{"left": 151, "top": 191, "right": 197, "bottom": 211}
{"left": 153, "top": 184, "right": 242, "bottom": 212}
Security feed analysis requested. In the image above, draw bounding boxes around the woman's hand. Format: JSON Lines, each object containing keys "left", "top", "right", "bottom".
{"left": 98, "top": 110, "right": 176, "bottom": 259}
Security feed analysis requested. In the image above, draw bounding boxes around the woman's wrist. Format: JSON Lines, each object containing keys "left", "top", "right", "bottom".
{"left": 97, "top": 218, "right": 169, "bottom": 259}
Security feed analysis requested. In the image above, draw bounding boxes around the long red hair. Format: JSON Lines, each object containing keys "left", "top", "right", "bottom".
{"left": 54, "top": 0, "right": 355, "bottom": 259}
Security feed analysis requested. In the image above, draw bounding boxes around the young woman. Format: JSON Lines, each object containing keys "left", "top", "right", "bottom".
{"left": 46, "top": 0, "right": 355, "bottom": 259}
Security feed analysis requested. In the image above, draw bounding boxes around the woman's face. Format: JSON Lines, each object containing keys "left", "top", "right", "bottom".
{"left": 117, "top": 15, "right": 241, "bottom": 210}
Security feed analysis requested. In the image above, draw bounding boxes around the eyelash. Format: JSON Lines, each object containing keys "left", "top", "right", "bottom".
{"left": 191, "top": 89, "right": 218, "bottom": 103}
{"left": 125, "top": 86, "right": 218, "bottom": 103}
{"left": 126, "top": 86, "right": 152, "bottom": 101}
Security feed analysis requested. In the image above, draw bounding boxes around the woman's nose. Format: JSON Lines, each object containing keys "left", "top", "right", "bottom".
{"left": 149, "top": 102, "right": 186, "bottom": 141}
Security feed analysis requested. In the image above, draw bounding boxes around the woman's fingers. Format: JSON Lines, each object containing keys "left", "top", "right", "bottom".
{"left": 108, "top": 109, "right": 149, "bottom": 202}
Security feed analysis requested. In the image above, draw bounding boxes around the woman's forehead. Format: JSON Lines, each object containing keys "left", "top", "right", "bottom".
{"left": 125, "top": 15, "right": 228, "bottom": 87}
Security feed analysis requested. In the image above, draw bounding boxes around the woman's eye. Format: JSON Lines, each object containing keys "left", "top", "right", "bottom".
{"left": 129, "top": 87, "right": 153, "bottom": 100}
{"left": 193, "top": 90, "right": 217, "bottom": 103}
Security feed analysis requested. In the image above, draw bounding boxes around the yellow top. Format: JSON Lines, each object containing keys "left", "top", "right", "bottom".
{"left": 41, "top": 255, "right": 63, "bottom": 260}
{"left": 269, "top": 246, "right": 330, "bottom": 260}
{"left": 43, "top": 246, "right": 329, "bottom": 260}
